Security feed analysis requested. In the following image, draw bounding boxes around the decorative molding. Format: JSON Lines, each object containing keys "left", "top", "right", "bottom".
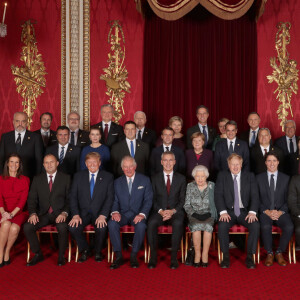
{"left": 61, "top": 0, "right": 66, "bottom": 125}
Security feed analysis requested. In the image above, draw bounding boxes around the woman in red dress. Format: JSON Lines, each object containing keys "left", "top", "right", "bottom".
{"left": 0, "top": 154, "right": 29, "bottom": 267}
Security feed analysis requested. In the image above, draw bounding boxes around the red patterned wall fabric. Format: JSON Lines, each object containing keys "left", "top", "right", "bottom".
{"left": 90, "top": 0, "right": 144, "bottom": 126}
{"left": 257, "top": 0, "right": 300, "bottom": 139}
{"left": 0, "top": 0, "right": 61, "bottom": 136}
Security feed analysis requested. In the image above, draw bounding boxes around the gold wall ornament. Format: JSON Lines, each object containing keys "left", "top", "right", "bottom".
{"left": 11, "top": 20, "right": 47, "bottom": 129}
{"left": 100, "top": 20, "right": 131, "bottom": 124}
{"left": 267, "top": 22, "right": 298, "bottom": 131}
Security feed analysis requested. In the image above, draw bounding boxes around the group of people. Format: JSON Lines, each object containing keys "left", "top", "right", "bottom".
{"left": 0, "top": 104, "right": 300, "bottom": 270}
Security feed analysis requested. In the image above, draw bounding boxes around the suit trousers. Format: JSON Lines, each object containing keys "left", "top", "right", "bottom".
{"left": 147, "top": 212, "right": 184, "bottom": 260}
{"left": 68, "top": 214, "right": 107, "bottom": 253}
{"left": 260, "top": 212, "right": 294, "bottom": 253}
{"left": 292, "top": 216, "right": 300, "bottom": 246}
{"left": 23, "top": 213, "right": 68, "bottom": 257}
{"left": 218, "top": 210, "right": 260, "bottom": 255}
{"left": 108, "top": 215, "right": 147, "bottom": 253}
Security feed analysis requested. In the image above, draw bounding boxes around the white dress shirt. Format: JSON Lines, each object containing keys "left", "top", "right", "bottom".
{"left": 267, "top": 170, "right": 278, "bottom": 189}
{"left": 163, "top": 144, "right": 172, "bottom": 152}
{"left": 89, "top": 170, "right": 99, "bottom": 181}
{"left": 47, "top": 171, "right": 57, "bottom": 183}
{"left": 163, "top": 171, "right": 173, "bottom": 185}
{"left": 102, "top": 121, "right": 112, "bottom": 132}
{"left": 126, "top": 138, "right": 136, "bottom": 153}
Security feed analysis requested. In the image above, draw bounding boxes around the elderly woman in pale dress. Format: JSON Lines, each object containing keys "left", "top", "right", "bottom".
{"left": 184, "top": 165, "right": 217, "bottom": 267}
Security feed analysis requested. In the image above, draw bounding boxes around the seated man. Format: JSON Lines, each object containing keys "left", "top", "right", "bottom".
{"left": 68, "top": 152, "right": 114, "bottom": 263}
{"left": 257, "top": 152, "right": 294, "bottom": 267}
{"left": 147, "top": 151, "right": 186, "bottom": 269}
{"left": 108, "top": 156, "right": 153, "bottom": 269}
{"left": 215, "top": 153, "right": 260, "bottom": 269}
{"left": 24, "top": 154, "right": 71, "bottom": 266}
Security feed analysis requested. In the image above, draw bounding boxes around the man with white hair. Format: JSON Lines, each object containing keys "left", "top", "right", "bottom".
{"left": 275, "top": 120, "right": 298, "bottom": 155}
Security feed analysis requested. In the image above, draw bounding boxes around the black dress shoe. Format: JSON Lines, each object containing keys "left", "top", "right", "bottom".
{"left": 130, "top": 256, "right": 139, "bottom": 268}
{"left": 0, "top": 261, "right": 4, "bottom": 268}
{"left": 95, "top": 253, "right": 104, "bottom": 262}
{"left": 148, "top": 258, "right": 157, "bottom": 269}
{"left": 201, "top": 262, "right": 208, "bottom": 268}
{"left": 170, "top": 260, "right": 179, "bottom": 269}
{"left": 27, "top": 253, "right": 44, "bottom": 266}
{"left": 78, "top": 250, "right": 91, "bottom": 263}
{"left": 110, "top": 256, "right": 124, "bottom": 270}
{"left": 57, "top": 257, "right": 66, "bottom": 266}
{"left": 193, "top": 262, "right": 201, "bottom": 268}
{"left": 220, "top": 258, "right": 230, "bottom": 268}
{"left": 3, "top": 259, "right": 11, "bottom": 266}
{"left": 246, "top": 256, "right": 255, "bottom": 269}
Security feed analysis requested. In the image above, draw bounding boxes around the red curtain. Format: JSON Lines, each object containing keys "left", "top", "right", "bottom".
{"left": 143, "top": 4, "right": 257, "bottom": 134}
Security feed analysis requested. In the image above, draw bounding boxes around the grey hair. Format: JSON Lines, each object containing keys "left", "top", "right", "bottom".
{"left": 67, "top": 111, "right": 80, "bottom": 120}
{"left": 13, "top": 111, "right": 28, "bottom": 121}
{"left": 258, "top": 128, "right": 271, "bottom": 136}
{"left": 284, "top": 120, "right": 296, "bottom": 130}
{"left": 192, "top": 165, "right": 209, "bottom": 179}
{"left": 101, "top": 104, "right": 114, "bottom": 113}
{"left": 121, "top": 155, "right": 137, "bottom": 169}
{"left": 161, "top": 151, "right": 175, "bottom": 160}
{"left": 134, "top": 111, "right": 146, "bottom": 119}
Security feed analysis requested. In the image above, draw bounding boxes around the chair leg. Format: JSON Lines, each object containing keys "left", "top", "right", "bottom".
{"left": 144, "top": 235, "right": 148, "bottom": 264}
{"left": 212, "top": 232, "right": 216, "bottom": 251}
{"left": 181, "top": 238, "right": 184, "bottom": 263}
{"left": 185, "top": 232, "right": 188, "bottom": 260}
{"left": 75, "top": 246, "right": 79, "bottom": 263}
{"left": 288, "top": 240, "right": 291, "bottom": 264}
{"left": 50, "top": 232, "right": 54, "bottom": 248}
{"left": 147, "top": 245, "right": 150, "bottom": 263}
{"left": 257, "top": 239, "right": 260, "bottom": 264}
{"left": 27, "top": 242, "right": 31, "bottom": 263}
{"left": 68, "top": 234, "right": 71, "bottom": 263}
{"left": 293, "top": 235, "right": 296, "bottom": 264}
{"left": 107, "top": 235, "right": 111, "bottom": 263}
{"left": 217, "top": 238, "right": 221, "bottom": 264}
{"left": 111, "top": 251, "right": 114, "bottom": 263}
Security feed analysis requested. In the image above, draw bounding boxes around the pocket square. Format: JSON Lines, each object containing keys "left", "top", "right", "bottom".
{"left": 138, "top": 186, "right": 144, "bottom": 189}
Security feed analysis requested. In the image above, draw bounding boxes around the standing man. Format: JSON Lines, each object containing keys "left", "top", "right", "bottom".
{"left": 147, "top": 151, "right": 186, "bottom": 269}
{"left": 0, "top": 112, "right": 43, "bottom": 180}
{"left": 111, "top": 121, "right": 149, "bottom": 177}
{"left": 150, "top": 127, "right": 186, "bottom": 176}
{"left": 93, "top": 104, "right": 125, "bottom": 148}
{"left": 214, "top": 120, "right": 249, "bottom": 171}
{"left": 69, "top": 152, "right": 114, "bottom": 263}
{"left": 67, "top": 111, "right": 90, "bottom": 148}
{"left": 215, "top": 153, "right": 260, "bottom": 269}
{"left": 186, "top": 105, "right": 217, "bottom": 150}
{"left": 239, "top": 112, "right": 261, "bottom": 148}
{"left": 45, "top": 126, "right": 81, "bottom": 178}
{"left": 134, "top": 111, "right": 156, "bottom": 149}
{"left": 257, "top": 152, "right": 294, "bottom": 267}
{"left": 108, "top": 156, "right": 153, "bottom": 269}
{"left": 34, "top": 112, "right": 56, "bottom": 148}
{"left": 24, "top": 154, "right": 71, "bottom": 266}
{"left": 275, "top": 120, "right": 298, "bottom": 156}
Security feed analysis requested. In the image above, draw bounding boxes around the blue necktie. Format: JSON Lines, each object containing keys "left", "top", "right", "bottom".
{"left": 202, "top": 126, "right": 208, "bottom": 147}
{"left": 90, "top": 174, "right": 95, "bottom": 198}
{"left": 130, "top": 141, "right": 134, "bottom": 157}
{"left": 250, "top": 131, "right": 256, "bottom": 147}
{"left": 128, "top": 178, "right": 133, "bottom": 195}
{"left": 59, "top": 146, "right": 65, "bottom": 164}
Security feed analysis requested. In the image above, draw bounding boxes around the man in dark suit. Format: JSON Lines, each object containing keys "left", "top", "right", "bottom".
{"left": 275, "top": 120, "right": 298, "bottom": 156}
{"left": 215, "top": 153, "right": 260, "bottom": 269}
{"left": 68, "top": 152, "right": 114, "bottom": 263}
{"left": 250, "top": 128, "right": 284, "bottom": 175}
{"left": 134, "top": 111, "right": 156, "bottom": 149}
{"left": 150, "top": 127, "right": 186, "bottom": 176}
{"left": 239, "top": 112, "right": 261, "bottom": 148}
{"left": 214, "top": 120, "right": 250, "bottom": 171}
{"left": 92, "top": 104, "right": 125, "bottom": 148}
{"left": 34, "top": 112, "right": 56, "bottom": 148}
{"left": 24, "top": 154, "right": 71, "bottom": 266}
{"left": 0, "top": 112, "right": 43, "bottom": 180}
{"left": 67, "top": 111, "right": 90, "bottom": 148}
{"left": 257, "top": 152, "right": 294, "bottom": 267}
{"left": 45, "top": 126, "right": 81, "bottom": 177}
{"left": 186, "top": 105, "right": 217, "bottom": 150}
{"left": 111, "top": 121, "right": 149, "bottom": 177}
{"left": 108, "top": 156, "right": 153, "bottom": 269}
{"left": 147, "top": 151, "right": 186, "bottom": 269}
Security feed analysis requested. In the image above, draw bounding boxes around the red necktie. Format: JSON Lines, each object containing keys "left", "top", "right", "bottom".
{"left": 104, "top": 124, "right": 109, "bottom": 143}
{"left": 48, "top": 175, "right": 53, "bottom": 214}
{"left": 166, "top": 175, "right": 171, "bottom": 195}
{"left": 264, "top": 148, "right": 268, "bottom": 157}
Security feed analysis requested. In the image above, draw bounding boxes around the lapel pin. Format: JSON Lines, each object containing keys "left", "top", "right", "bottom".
{"left": 70, "top": 148, "right": 72, "bottom": 151}
{"left": 297, "top": 158, "right": 299, "bottom": 160}
{"left": 99, "top": 177, "right": 102, "bottom": 181}
{"left": 237, "top": 144, "right": 240, "bottom": 146}
{"left": 28, "top": 136, "right": 30, "bottom": 140}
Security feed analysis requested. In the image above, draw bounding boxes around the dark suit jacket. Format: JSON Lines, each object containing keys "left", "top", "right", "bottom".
{"left": 0, "top": 130, "right": 43, "bottom": 179}
{"left": 239, "top": 129, "right": 260, "bottom": 148}
{"left": 214, "top": 138, "right": 250, "bottom": 171}
{"left": 45, "top": 143, "right": 81, "bottom": 177}
{"left": 140, "top": 127, "right": 156, "bottom": 149}
{"left": 151, "top": 172, "right": 186, "bottom": 213}
{"left": 288, "top": 175, "right": 300, "bottom": 217}
{"left": 112, "top": 172, "right": 153, "bottom": 219}
{"left": 75, "top": 129, "right": 90, "bottom": 148}
{"left": 33, "top": 129, "right": 57, "bottom": 148}
{"left": 256, "top": 171, "right": 289, "bottom": 213}
{"left": 285, "top": 152, "right": 300, "bottom": 176}
{"left": 70, "top": 169, "right": 114, "bottom": 219}
{"left": 250, "top": 144, "right": 284, "bottom": 175}
{"left": 93, "top": 121, "right": 125, "bottom": 148}
{"left": 275, "top": 135, "right": 298, "bottom": 156}
{"left": 214, "top": 171, "right": 259, "bottom": 214}
{"left": 27, "top": 171, "right": 71, "bottom": 217}
{"left": 111, "top": 139, "right": 149, "bottom": 177}
{"left": 150, "top": 145, "right": 186, "bottom": 176}
{"left": 186, "top": 124, "right": 217, "bottom": 150}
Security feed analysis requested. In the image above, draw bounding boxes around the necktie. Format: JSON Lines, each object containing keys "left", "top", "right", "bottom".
{"left": 290, "top": 139, "right": 294, "bottom": 153}
{"left": 166, "top": 174, "right": 171, "bottom": 195}
{"left": 138, "top": 130, "right": 142, "bottom": 140}
{"left": 42, "top": 132, "right": 49, "bottom": 147}
{"left": 48, "top": 175, "right": 53, "bottom": 213}
{"left": 264, "top": 148, "right": 268, "bottom": 157}
{"left": 104, "top": 124, "right": 109, "bottom": 143}
{"left": 128, "top": 178, "right": 132, "bottom": 195}
{"left": 90, "top": 174, "right": 95, "bottom": 198}
{"left": 16, "top": 133, "right": 21, "bottom": 152}
{"left": 70, "top": 131, "right": 75, "bottom": 145}
{"left": 130, "top": 140, "right": 134, "bottom": 157}
{"left": 270, "top": 174, "right": 275, "bottom": 210}
{"left": 166, "top": 146, "right": 169, "bottom": 152}
{"left": 233, "top": 175, "right": 240, "bottom": 217}
{"left": 202, "top": 126, "right": 208, "bottom": 147}
{"left": 229, "top": 141, "right": 234, "bottom": 154}
{"left": 59, "top": 146, "right": 65, "bottom": 164}
{"left": 250, "top": 131, "right": 256, "bottom": 147}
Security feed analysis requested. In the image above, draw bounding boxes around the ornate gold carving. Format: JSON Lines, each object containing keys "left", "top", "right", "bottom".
{"left": 267, "top": 22, "right": 299, "bottom": 131}
{"left": 61, "top": 0, "right": 66, "bottom": 125}
{"left": 11, "top": 20, "right": 47, "bottom": 129}
{"left": 100, "top": 21, "right": 131, "bottom": 124}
